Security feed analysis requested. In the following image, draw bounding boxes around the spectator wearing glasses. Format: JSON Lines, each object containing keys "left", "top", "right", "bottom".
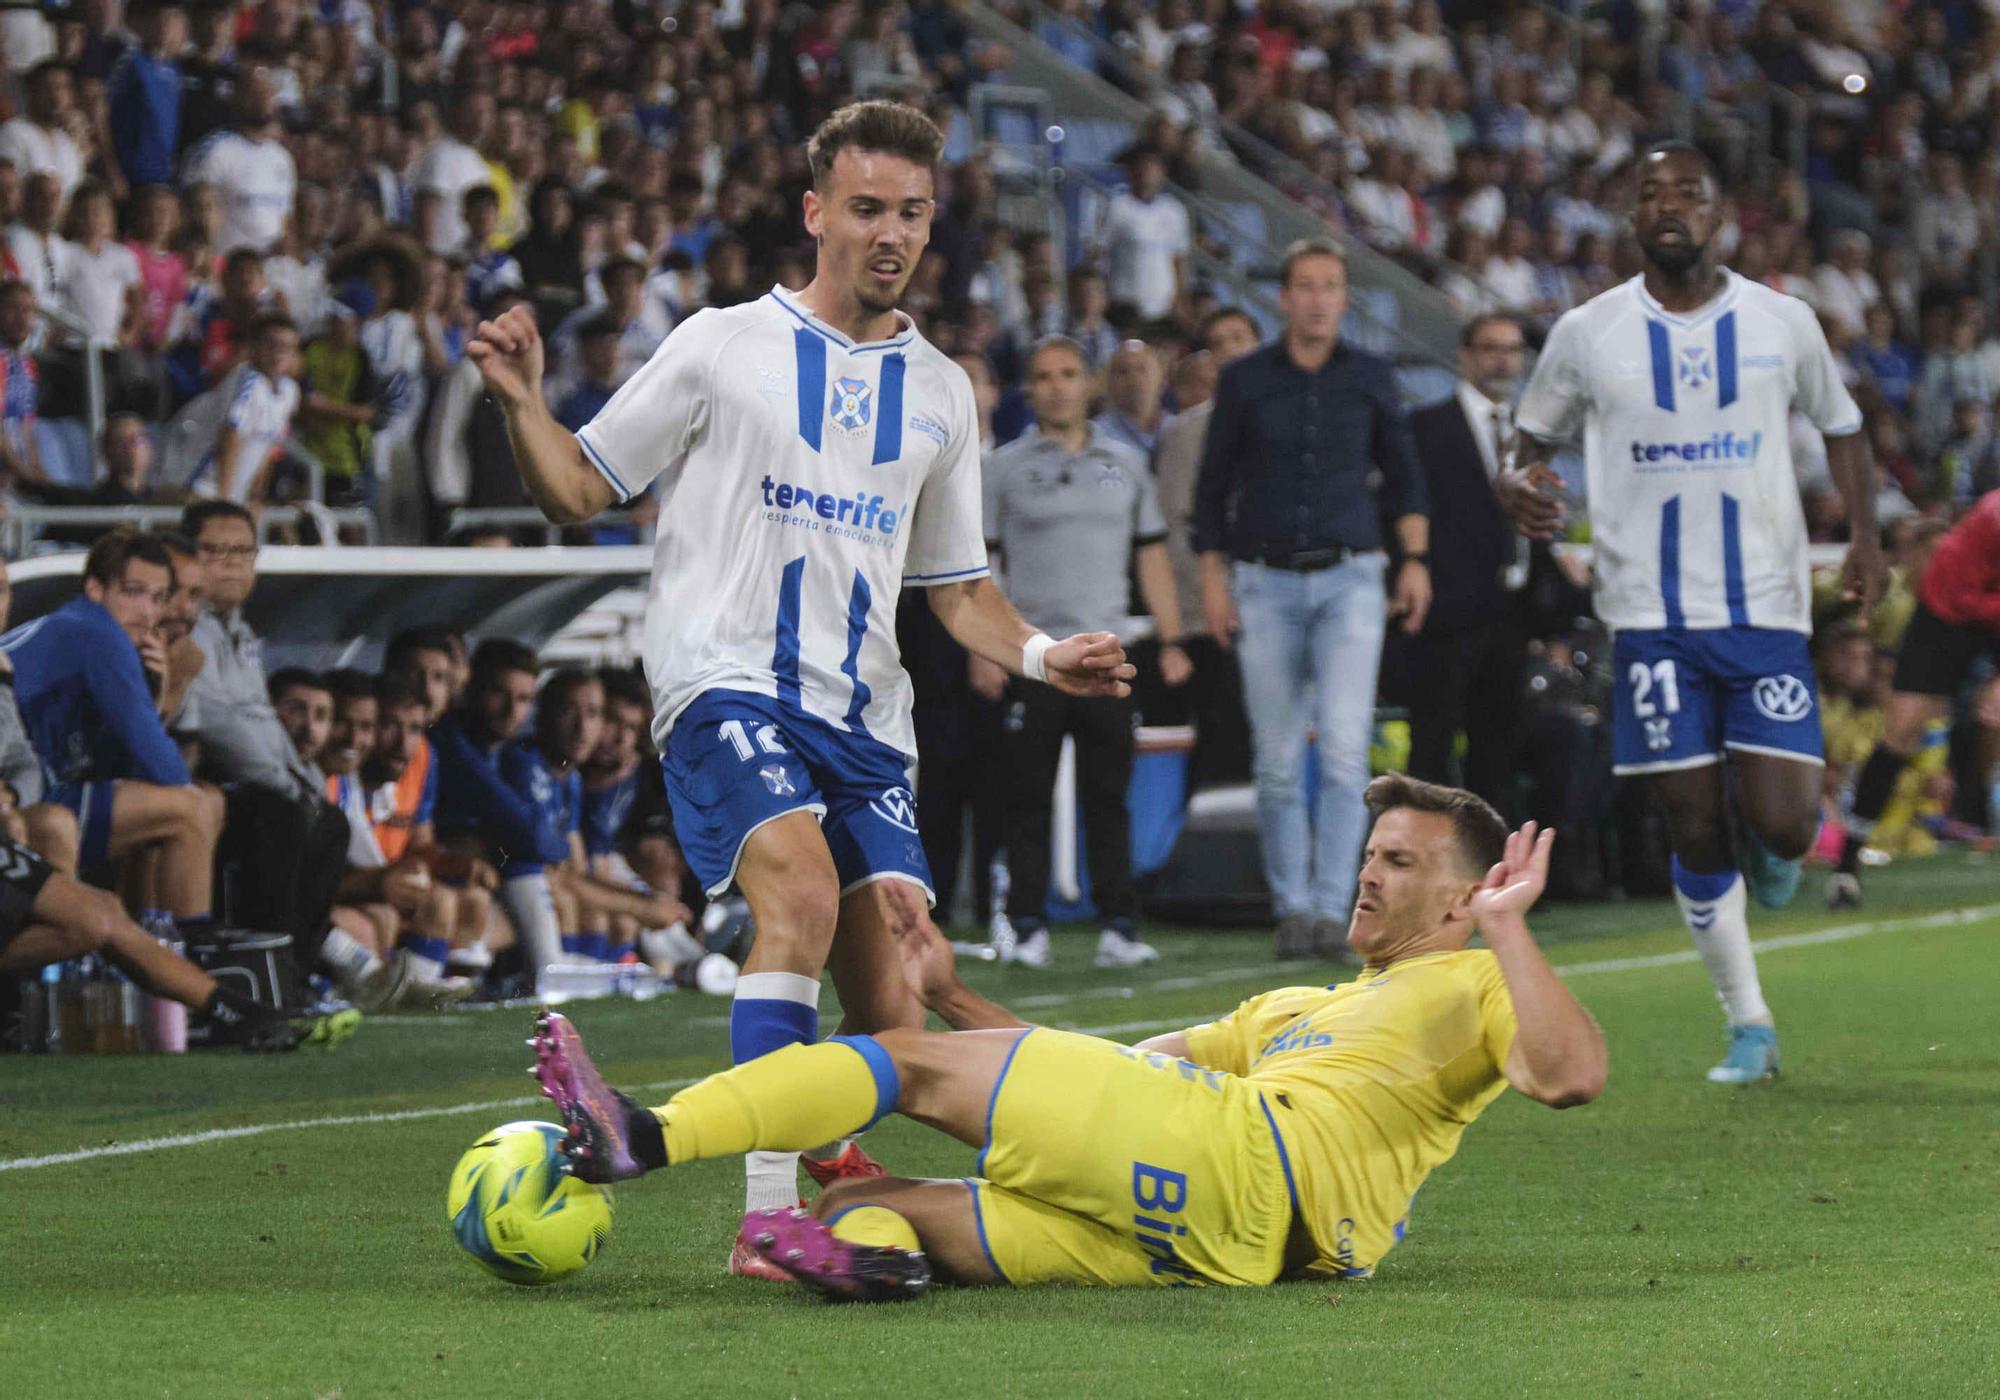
{"left": 1194, "top": 239, "right": 1431, "bottom": 962}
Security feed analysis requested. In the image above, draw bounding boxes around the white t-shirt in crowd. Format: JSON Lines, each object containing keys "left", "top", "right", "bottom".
{"left": 64, "top": 241, "right": 140, "bottom": 346}
{"left": 1516, "top": 270, "right": 1862, "bottom": 636}
{"left": 3, "top": 224, "right": 73, "bottom": 308}
{"left": 1095, "top": 191, "right": 1191, "bottom": 320}
{"left": 182, "top": 129, "right": 298, "bottom": 253}
{"left": 181, "top": 363, "right": 301, "bottom": 501}
{"left": 409, "top": 136, "right": 492, "bottom": 254}
{"left": 573, "top": 285, "right": 989, "bottom": 758}
{"left": 0, "top": 118, "right": 81, "bottom": 199}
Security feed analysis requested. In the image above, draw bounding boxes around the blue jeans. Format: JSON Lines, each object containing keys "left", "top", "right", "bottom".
{"left": 1232, "top": 555, "right": 1387, "bottom": 921}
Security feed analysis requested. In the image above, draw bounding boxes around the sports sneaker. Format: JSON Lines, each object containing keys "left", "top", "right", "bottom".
{"left": 1737, "top": 829, "right": 1802, "bottom": 910}
{"left": 801, "top": 1140, "right": 889, "bottom": 1190}
{"left": 1013, "top": 927, "right": 1053, "bottom": 969}
{"left": 987, "top": 910, "right": 1019, "bottom": 963}
{"left": 348, "top": 955, "right": 410, "bottom": 1013}
{"left": 446, "top": 941, "right": 494, "bottom": 975}
{"left": 529, "top": 1010, "right": 649, "bottom": 1182}
{"left": 730, "top": 1231, "right": 802, "bottom": 1282}
{"left": 392, "top": 969, "right": 476, "bottom": 1012}
{"left": 301, "top": 1007, "right": 363, "bottom": 1049}
{"left": 1705, "top": 1024, "right": 1781, "bottom": 1084}
{"left": 1094, "top": 929, "right": 1160, "bottom": 968}
{"left": 1824, "top": 871, "right": 1863, "bottom": 911}
{"left": 740, "top": 1206, "right": 931, "bottom": 1302}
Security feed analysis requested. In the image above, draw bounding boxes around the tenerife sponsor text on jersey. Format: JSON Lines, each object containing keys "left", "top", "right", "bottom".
{"left": 573, "top": 286, "right": 989, "bottom": 759}
{"left": 1516, "top": 271, "right": 1861, "bottom": 635}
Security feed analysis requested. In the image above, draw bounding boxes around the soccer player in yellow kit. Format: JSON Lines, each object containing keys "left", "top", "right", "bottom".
{"left": 532, "top": 775, "right": 1609, "bottom": 1298}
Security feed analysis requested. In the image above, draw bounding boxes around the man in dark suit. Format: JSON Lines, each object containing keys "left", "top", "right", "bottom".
{"left": 1389, "top": 314, "right": 1536, "bottom": 815}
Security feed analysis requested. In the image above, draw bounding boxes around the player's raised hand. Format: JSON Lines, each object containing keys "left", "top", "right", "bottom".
{"left": 1469, "top": 821, "right": 1556, "bottom": 927}
{"left": 881, "top": 878, "right": 963, "bottom": 1012}
{"left": 1495, "top": 461, "right": 1567, "bottom": 540}
{"left": 1043, "top": 632, "right": 1136, "bottom": 698}
{"left": 467, "top": 305, "right": 545, "bottom": 409}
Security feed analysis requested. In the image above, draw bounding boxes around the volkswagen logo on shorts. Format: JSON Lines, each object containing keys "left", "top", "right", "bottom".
{"left": 870, "top": 785, "right": 921, "bottom": 834}
{"left": 759, "top": 764, "right": 794, "bottom": 796}
{"left": 1752, "top": 674, "right": 1813, "bottom": 723}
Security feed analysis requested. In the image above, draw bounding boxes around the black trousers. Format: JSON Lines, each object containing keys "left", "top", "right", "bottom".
{"left": 1127, "top": 635, "right": 1251, "bottom": 789}
{"left": 214, "top": 785, "right": 350, "bottom": 991}
{"left": 1390, "top": 614, "right": 1529, "bottom": 820}
{"left": 1002, "top": 682, "right": 1137, "bottom": 927}
{"left": 912, "top": 695, "right": 1008, "bottom": 923}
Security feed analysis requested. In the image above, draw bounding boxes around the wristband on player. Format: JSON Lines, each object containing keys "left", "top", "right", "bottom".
{"left": 1022, "top": 632, "right": 1055, "bottom": 683}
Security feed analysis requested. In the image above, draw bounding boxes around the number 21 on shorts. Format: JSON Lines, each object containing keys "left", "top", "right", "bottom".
{"left": 1628, "top": 659, "right": 1680, "bottom": 717}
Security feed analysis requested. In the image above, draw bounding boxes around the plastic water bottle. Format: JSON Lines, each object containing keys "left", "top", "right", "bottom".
{"left": 143, "top": 932, "right": 187, "bottom": 1054}
{"left": 611, "top": 964, "right": 664, "bottom": 1002}
{"left": 535, "top": 961, "right": 621, "bottom": 1004}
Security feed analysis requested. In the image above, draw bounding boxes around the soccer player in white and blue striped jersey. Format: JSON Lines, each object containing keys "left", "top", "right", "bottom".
{"left": 467, "top": 101, "right": 1135, "bottom": 1273}
{"left": 1502, "top": 143, "right": 1886, "bottom": 1085}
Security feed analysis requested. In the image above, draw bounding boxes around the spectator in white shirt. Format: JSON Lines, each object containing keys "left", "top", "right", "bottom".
{"left": 0, "top": 60, "right": 84, "bottom": 202}
{"left": 1092, "top": 149, "right": 1190, "bottom": 321}
{"left": 60, "top": 180, "right": 142, "bottom": 349}
{"left": 181, "top": 68, "right": 298, "bottom": 254}
{"left": 410, "top": 89, "right": 497, "bottom": 256}
{"left": 4, "top": 171, "right": 73, "bottom": 311}
{"left": 1480, "top": 219, "right": 1540, "bottom": 315}
{"left": 1813, "top": 229, "right": 1880, "bottom": 341}
{"left": 179, "top": 312, "right": 302, "bottom": 504}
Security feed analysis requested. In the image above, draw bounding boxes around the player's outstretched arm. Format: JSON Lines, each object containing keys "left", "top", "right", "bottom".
{"left": 883, "top": 881, "right": 1028, "bottom": 1031}
{"left": 467, "top": 306, "right": 619, "bottom": 524}
{"left": 1470, "top": 822, "right": 1609, "bottom": 1109}
{"left": 926, "top": 578, "right": 1138, "bottom": 698}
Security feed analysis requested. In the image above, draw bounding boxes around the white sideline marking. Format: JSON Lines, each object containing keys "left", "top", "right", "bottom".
{"left": 5, "top": 902, "right": 1994, "bottom": 1173}
{"left": 0, "top": 1076, "right": 697, "bottom": 1174}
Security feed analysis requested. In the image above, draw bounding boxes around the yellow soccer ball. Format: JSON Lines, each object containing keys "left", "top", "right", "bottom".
{"left": 447, "top": 1120, "right": 614, "bottom": 1285}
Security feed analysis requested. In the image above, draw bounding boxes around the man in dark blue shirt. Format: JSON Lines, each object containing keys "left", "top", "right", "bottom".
{"left": 106, "top": 2, "right": 184, "bottom": 189}
{"left": 1192, "top": 238, "right": 1432, "bottom": 962}
{"left": 0, "top": 528, "right": 223, "bottom": 938}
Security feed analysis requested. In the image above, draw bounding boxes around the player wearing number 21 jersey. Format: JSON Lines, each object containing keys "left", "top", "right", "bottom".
{"left": 1507, "top": 143, "right": 1883, "bottom": 1086}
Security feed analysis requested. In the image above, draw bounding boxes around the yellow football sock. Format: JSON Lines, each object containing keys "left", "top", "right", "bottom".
{"left": 653, "top": 1037, "right": 899, "bottom": 1165}
{"left": 829, "top": 1204, "right": 921, "bottom": 1252}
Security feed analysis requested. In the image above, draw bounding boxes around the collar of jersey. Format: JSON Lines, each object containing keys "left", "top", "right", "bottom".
{"left": 1630, "top": 269, "right": 1739, "bottom": 329}
{"left": 766, "top": 286, "right": 916, "bottom": 354}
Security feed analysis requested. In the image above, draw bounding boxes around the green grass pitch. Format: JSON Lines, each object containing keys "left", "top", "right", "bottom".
{"left": 4, "top": 853, "right": 1997, "bottom": 1398}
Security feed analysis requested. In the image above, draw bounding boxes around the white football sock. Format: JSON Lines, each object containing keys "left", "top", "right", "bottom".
{"left": 743, "top": 1150, "right": 801, "bottom": 1213}
{"left": 318, "top": 928, "right": 381, "bottom": 985}
{"left": 499, "top": 873, "right": 564, "bottom": 973}
{"left": 1674, "top": 872, "right": 1772, "bottom": 1028}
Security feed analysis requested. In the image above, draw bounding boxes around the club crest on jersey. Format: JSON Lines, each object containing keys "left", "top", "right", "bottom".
{"left": 869, "top": 785, "right": 920, "bottom": 834}
{"left": 829, "top": 377, "right": 872, "bottom": 434}
{"left": 759, "top": 764, "right": 795, "bottom": 796}
{"left": 1752, "top": 675, "right": 1813, "bottom": 723}
{"left": 1677, "top": 344, "right": 1712, "bottom": 390}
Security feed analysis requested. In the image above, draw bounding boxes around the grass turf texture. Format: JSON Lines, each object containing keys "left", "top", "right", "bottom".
{"left": 3, "top": 853, "right": 1997, "bottom": 1399}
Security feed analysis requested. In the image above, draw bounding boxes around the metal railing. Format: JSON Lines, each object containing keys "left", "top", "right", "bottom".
{"left": 445, "top": 506, "right": 564, "bottom": 546}
{"left": 963, "top": 0, "right": 1464, "bottom": 372}
{"left": 3, "top": 499, "right": 374, "bottom": 558}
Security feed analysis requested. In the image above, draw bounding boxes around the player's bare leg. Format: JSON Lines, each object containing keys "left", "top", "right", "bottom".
{"left": 21, "top": 803, "right": 79, "bottom": 873}
{"left": 802, "top": 878, "right": 931, "bottom": 1188}
{"left": 104, "top": 781, "right": 224, "bottom": 919}
{"left": 1651, "top": 764, "right": 1779, "bottom": 1083}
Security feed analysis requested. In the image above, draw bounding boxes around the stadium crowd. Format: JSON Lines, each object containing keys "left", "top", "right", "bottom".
{"left": 0, "top": 0, "right": 1997, "bottom": 1048}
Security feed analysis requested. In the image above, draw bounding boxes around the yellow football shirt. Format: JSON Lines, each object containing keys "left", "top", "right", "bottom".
{"left": 1183, "top": 949, "right": 1518, "bottom": 1278}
